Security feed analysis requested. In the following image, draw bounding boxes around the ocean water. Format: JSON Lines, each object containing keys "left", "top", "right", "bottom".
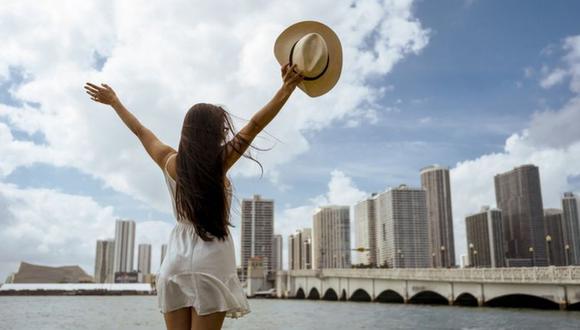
{"left": 0, "top": 296, "right": 579, "bottom": 329}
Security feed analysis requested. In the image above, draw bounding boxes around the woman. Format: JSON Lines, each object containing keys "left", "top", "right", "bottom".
{"left": 84, "top": 63, "right": 303, "bottom": 330}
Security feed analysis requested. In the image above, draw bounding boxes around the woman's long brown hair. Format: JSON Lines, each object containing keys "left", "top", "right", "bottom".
{"left": 174, "top": 103, "right": 263, "bottom": 241}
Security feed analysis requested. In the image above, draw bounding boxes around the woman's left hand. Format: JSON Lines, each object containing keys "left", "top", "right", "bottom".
{"left": 281, "top": 63, "right": 304, "bottom": 94}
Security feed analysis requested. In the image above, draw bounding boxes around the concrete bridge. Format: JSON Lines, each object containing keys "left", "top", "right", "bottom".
{"left": 275, "top": 267, "right": 580, "bottom": 310}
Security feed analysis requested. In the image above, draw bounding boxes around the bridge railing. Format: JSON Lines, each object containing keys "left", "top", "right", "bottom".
{"left": 288, "top": 266, "right": 580, "bottom": 284}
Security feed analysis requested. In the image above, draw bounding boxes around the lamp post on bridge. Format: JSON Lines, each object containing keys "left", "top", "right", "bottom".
{"left": 469, "top": 243, "right": 474, "bottom": 268}
{"left": 432, "top": 253, "right": 436, "bottom": 268}
{"left": 565, "top": 244, "right": 570, "bottom": 266}
{"left": 440, "top": 245, "right": 446, "bottom": 268}
{"left": 397, "top": 249, "right": 405, "bottom": 268}
{"left": 529, "top": 247, "right": 535, "bottom": 267}
{"left": 473, "top": 250, "right": 478, "bottom": 268}
{"left": 546, "top": 235, "right": 552, "bottom": 266}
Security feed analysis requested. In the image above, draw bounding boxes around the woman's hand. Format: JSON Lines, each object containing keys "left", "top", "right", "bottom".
{"left": 281, "top": 63, "right": 304, "bottom": 94}
{"left": 84, "top": 82, "right": 119, "bottom": 106}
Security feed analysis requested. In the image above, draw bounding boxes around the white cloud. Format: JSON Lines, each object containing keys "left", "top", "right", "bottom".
{"left": 276, "top": 169, "right": 367, "bottom": 269}
{"left": 540, "top": 68, "right": 567, "bottom": 89}
{"left": 451, "top": 34, "right": 580, "bottom": 261}
{"left": 0, "top": 182, "right": 173, "bottom": 282}
{"left": 0, "top": 0, "right": 429, "bottom": 212}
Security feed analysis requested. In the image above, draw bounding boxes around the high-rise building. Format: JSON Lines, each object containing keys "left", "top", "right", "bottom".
{"left": 312, "top": 206, "right": 351, "bottom": 269}
{"left": 288, "top": 234, "right": 296, "bottom": 270}
{"left": 288, "top": 228, "right": 312, "bottom": 270}
{"left": 354, "top": 194, "right": 378, "bottom": 266}
{"left": 160, "top": 244, "right": 168, "bottom": 265}
{"left": 375, "top": 185, "right": 430, "bottom": 268}
{"left": 114, "top": 219, "right": 136, "bottom": 273}
{"left": 562, "top": 192, "right": 580, "bottom": 265}
{"left": 494, "top": 165, "right": 546, "bottom": 267}
{"left": 137, "top": 244, "right": 152, "bottom": 275}
{"left": 420, "top": 165, "right": 456, "bottom": 268}
{"left": 94, "top": 239, "right": 115, "bottom": 283}
{"left": 272, "top": 235, "right": 283, "bottom": 271}
{"left": 241, "top": 195, "right": 274, "bottom": 279}
{"left": 544, "top": 209, "right": 566, "bottom": 266}
{"left": 465, "top": 207, "right": 505, "bottom": 268}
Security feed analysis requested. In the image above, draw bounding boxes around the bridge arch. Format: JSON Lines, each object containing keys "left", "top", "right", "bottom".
{"left": 295, "top": 287, "right": 305, "bottom": 299}
{"left": 350, "top": 288, "right": 372, "bottom": 302}
{"left": 307, "top": 287, "right": 320, "bottom": 300}
{"left": 485, "top": 294, "right": 559, "bottom": 310}
{"left": 409, "top": 290, "right": 449, "bottom": 305}
{"left": 375, "top": 289, "right": 404, "bottom": 303}
{"left": 322, "top": 288, "right": 338, "bottom": 301}
{"left": 453, "top": 293, "right": 478, "bottom": 307}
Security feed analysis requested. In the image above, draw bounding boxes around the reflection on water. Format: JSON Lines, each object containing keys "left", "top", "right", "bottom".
{"left": 1, "top": 296, "right": 579, "bottom": 330}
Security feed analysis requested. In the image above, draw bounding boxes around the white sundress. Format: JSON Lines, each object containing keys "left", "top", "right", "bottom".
{"left": 156, "top": 155, "right": 250, "bottom": 318}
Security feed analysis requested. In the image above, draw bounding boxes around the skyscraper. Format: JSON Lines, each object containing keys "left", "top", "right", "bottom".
{"left": 544, "top": 209, "right": 566, "bottom": 266}
{"left": 354, "top": 194, "right": 378, "bottom": 266}
{"left": 272, "top": 235, "right": 283, "bottom": 271}
{"left": 160, "top": 244, "right": 168, "bottom": 265}
{"left": 494, "top": 165, "right": 546, "bottom": 266}
{"left": 94, "top": 239, "right": 115, "bottom": 283}
{"left": 562, "top": 192, "right": 580, "bottom": 265}
{"left": 312, "top": 206, "right": 351, "bottom": 269}
{"left": 288, "top": 234, "right": 296, "bottom": 270}
{"left": 137, "top": 244, "right": 152, "bottom": 275}
{"left": 375, "top": 185, "right": 430, "bottom": 268}
{"left": 420, "top": 165, "right": 456, "bottom": 267}
{"left": 241, "top": 195, "right": 274, "bottom": 279}
{"left": 114, "top": 219, "right": 136, "bottom": 273}
{"left": 465, "top": 207, "right": 505, "bottom": 268}
{"left": 288, "top": 228, "right": 312, "bottom": 270}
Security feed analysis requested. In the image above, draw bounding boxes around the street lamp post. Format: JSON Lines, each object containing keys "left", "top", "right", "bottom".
{"left": 397, "top": 249, "right": 403, "bottom": 268}
{"left": 473, "top": 250, "right": 478, "bottom": 268}
{"left": 432, "top": 253, "right": 436, "bottom": 268}
{"left": 440, "top": 246, "right": 446, "bottom": 268}
{"left": 469, "top": 243, "right": 474, "bottom": 268}
{"left": 529, "top": 247, "right": 535, "bottom": 267}
{"left": 546, "top": 235, "right": 552, "bottom": 266}
{"left": 565, "top": 244, "right": 570, "bottom": 266}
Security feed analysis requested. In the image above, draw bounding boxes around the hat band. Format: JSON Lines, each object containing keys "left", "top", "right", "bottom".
{"left": 289, "top": 41, "right": 330, "bottom": 81}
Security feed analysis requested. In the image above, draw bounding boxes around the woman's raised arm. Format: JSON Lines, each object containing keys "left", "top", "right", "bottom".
{"left": 224, "top": 63, "right": 303, "bottom": 171}
{"left": 84, "top": 82, "right": 176, "bottom": 169}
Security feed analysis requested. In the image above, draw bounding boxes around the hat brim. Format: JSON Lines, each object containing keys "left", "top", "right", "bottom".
{"left": 274, "top": 21, "right": 342, "bottom": 98}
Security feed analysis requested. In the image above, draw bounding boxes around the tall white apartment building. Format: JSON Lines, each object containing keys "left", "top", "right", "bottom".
{"left": 354, "top": 194, "right": 378, "bottom": 265}
{"left": 312, "top": 206, "right": 351, "bottom": 269}
{"left": 114, "top": 219, "right": 136, "bottom": 273}
{"left": 94, "top": 239, "right": 115, "bottom": 283}
{"left": 241, "top": 195, "right": 274, "bottom": 279}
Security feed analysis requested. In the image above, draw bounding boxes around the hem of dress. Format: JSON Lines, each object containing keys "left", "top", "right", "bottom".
{"left": 157, "top": 271, "right": 250, "bottom": 319}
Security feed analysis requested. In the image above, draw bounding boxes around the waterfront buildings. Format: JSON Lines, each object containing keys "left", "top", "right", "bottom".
{"left": 544, "top": 209, "right": 566, "bottom": 266}
{"left": 288, "top": 229, "right": 312, "bottom": 270}
{"left": 465, "top": 207, "right": 505, "bottom": 268}
{"left": 137, "top": 244, "right": 152, "bottom": 276}
{"left": 354, "top": 194, "right": 378, "bottom": 266}
{"left": 160, "top": 244, "right": 168, "bottom": 265}
{"left": 375, "top": 185, "right": 430, "bottom": 268}
{"left": 494, "top": 165, "right": 547, "bottom": 267}
{"left": 7, "top": 262, "right": 93, "bottom": 283}
{"left": 272, "top": 234, "right": 283, "bottom": 271}
{"left": 562, "top": 192, "right": 580, "bottom": 265}
{"left": 114, "top": 219, "right": 136, "bottom": 273}
{"left": 241, "top": 195, "right": 274, "bottom": 279}
{"left": 420, "top": 165, "right": 456, "bottom": 267}
{"left": 94, "top": 239, "right": 115, "bottom": 283}
{"left": 312, "top": 206, "right": 351, "bottom": 269}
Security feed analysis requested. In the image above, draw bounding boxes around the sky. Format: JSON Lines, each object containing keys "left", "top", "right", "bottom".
{"left": 1, "top": 0, "right": 580, "bottom": 282}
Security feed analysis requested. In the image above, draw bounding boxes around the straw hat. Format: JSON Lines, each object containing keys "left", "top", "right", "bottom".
{"left": 274, "top": 21, "right": 342, "bottom": 97}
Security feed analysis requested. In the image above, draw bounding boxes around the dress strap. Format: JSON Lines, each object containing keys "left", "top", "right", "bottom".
{"left": 164, "top": 153, "right": 177, "bottom": 172}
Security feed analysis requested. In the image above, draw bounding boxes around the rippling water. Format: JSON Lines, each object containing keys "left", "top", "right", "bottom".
{"left": 1, "top": 296, "right": 579, "bottom": 329}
